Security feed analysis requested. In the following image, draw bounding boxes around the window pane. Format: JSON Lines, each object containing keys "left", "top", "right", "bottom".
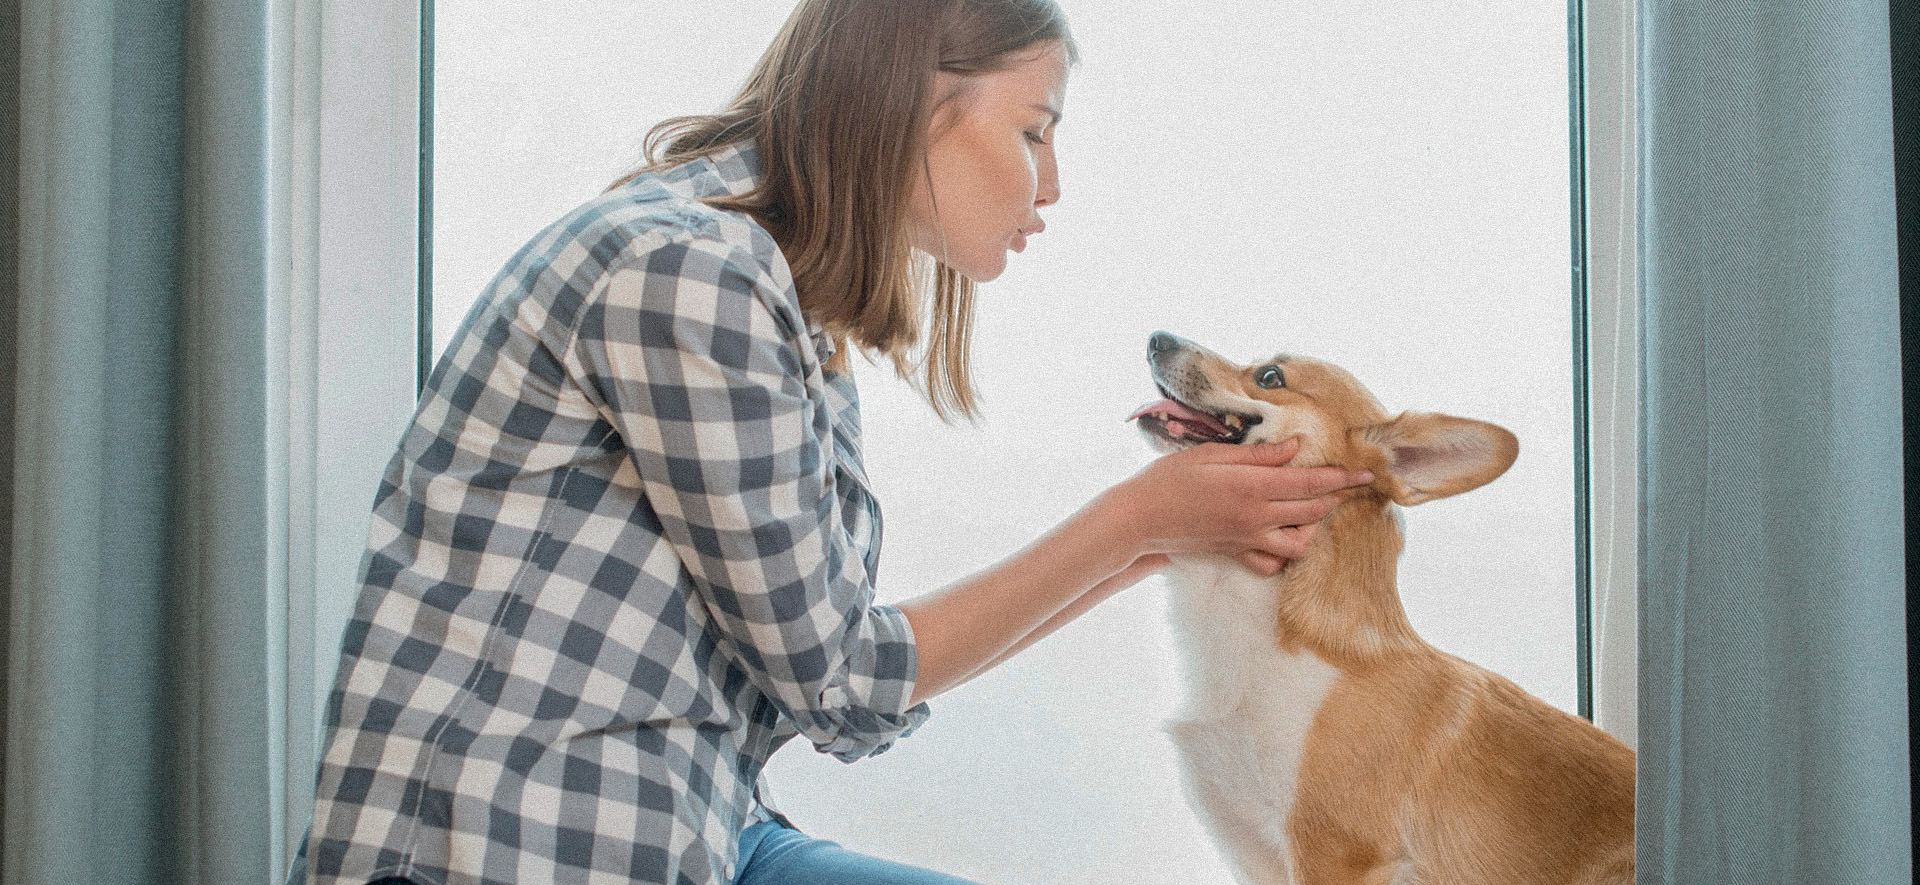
{"left": 433, "top": 2, "right": 1572, "bottom": 881}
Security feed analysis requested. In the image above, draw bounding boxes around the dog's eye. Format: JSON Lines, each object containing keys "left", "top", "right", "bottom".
{"left": 1256, "top": 365, "right": 1286, "bottom": 389}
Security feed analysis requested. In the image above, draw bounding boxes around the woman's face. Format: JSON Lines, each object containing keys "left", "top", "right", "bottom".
{"left": 909, "top": 42, "right": 1070, "bottom": 282}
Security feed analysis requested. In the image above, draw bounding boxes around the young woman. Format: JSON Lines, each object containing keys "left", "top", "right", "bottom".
{"left": 294, "top": 2, "right": 1371, "bottom": 883}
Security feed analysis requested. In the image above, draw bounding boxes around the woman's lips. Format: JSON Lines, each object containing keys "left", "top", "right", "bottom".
{"left": 1012, "top": 221, "right": 1043, "bottom": 252}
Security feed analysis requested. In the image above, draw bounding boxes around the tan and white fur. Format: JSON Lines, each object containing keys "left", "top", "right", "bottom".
{"left": 1134, "top": 332, "right": 1633, "bottom": 885}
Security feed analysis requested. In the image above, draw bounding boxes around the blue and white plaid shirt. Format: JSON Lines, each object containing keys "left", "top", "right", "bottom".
{"left": 294, "top": 142, "right": 931, "bottom": 885}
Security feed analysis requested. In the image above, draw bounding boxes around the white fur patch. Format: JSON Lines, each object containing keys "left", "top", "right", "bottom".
{"left": 1164, "top": 555, "right": 1344, "bottom": 884}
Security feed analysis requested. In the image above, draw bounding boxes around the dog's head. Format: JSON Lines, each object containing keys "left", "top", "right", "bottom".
{"left": 1131, "top": 331, "right": 1518, "bottom": 506}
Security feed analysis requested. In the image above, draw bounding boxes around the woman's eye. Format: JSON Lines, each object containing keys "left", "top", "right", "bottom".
{"left": 1256, "top": 365, "right": 1286, "bottom": 389}
{"left": 1025, "top": 131, "right": 1049, "bottom": 145}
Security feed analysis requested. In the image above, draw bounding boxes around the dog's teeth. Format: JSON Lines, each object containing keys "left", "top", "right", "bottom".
{"left": 1224, "top": 415, "right": 1243, "bottom": 430}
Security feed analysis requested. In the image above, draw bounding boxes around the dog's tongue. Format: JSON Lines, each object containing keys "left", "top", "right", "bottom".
{"left": 1129, "top": 398, "right": 1232, "bottom": 436}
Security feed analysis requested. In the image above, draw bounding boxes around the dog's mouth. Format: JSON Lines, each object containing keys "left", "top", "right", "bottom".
{"left": 1129, "top": 386, "right": 1259, "bottom": 445}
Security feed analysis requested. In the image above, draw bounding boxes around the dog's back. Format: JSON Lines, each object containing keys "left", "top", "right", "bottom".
{"left": 1289, "top": 653, "right": 1634, "bottom": 885}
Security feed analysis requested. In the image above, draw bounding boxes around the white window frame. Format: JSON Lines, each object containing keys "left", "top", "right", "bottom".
{"left": 267, "top": 0, "right": 425, "bottom": 873}
{"left": 1582, "top": 0, "right": 1639, "bottom": 748}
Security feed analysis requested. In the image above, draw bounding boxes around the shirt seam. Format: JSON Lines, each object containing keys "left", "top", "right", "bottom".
{"left": 390, "top": 427, "right": 615, "bottom": 873}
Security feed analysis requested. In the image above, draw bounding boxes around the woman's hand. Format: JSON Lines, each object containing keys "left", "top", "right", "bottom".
{"left": 1105, "top": 437, "right": 1373, "bottom": 576}
{"left": 897, "top": 440, "right": 1367, "bottom": 703}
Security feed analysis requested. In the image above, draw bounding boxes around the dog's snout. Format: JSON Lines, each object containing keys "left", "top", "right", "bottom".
{"left": 1149, "top": 331, "right": 1189, "bottom": 357}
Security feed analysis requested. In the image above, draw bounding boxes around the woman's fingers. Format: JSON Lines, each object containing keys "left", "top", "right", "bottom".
{"left": 1253, "top": 464, "right": 1374, "bottom": 501}
{"left": 1236, "top": 438, "right": 1301, "bottom": 466}
{"left": 1190, "top": 437, "right": 1296, "bottom": 466}
{"left": 1116, "top": 437, "right": 1375, "bottom": 563}
{"left": 1229, "top": 527, "right": 1319, "bottom": 572}
{"left": 1263, "top": 493, "right": 1342, "bottom": 529}
{"left": 1236, "top": 549, "right": 1284, "bottom": 576}
{"left": 1190, "top": 439, "right": 1373, "bottom": 500}
{"left": 1255, "top": 524, "right": 1318, "bottom": 562}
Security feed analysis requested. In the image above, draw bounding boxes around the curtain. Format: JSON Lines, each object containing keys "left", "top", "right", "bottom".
{"left": 1897, "top": 0, "right": 1920, "bottom": 870}
{"left": 1638, "top": 0, "right": 1910, "bottom": 882}
{"left": 4, "top": 1, "right": 275, "bottom": 882}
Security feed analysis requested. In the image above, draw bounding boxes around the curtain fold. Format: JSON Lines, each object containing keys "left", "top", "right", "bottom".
{"left": 1638, "top": 0, "right": 1910, "bottom": 882}
{"left": 5, "top": 1, "right": 274, "bottom": 883}
{"left": 0, "top": 0, "right": 18, "bottom": 867}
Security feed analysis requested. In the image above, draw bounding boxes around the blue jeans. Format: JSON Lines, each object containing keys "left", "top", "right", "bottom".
{"left": 734, "top": 820, "right": 982, "bottom": 885}
{"left": 364, "top": 823, "right": 980, "bottom": 885}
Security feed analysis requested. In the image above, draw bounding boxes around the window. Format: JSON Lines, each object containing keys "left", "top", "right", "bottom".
{"left": 417, "top": 2, "right": 1595, "bottom": 881}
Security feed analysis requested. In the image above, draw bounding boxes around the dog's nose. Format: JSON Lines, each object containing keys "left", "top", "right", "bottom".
{"left": 1149, "top": 331, "right": 1185, "bottom": 356}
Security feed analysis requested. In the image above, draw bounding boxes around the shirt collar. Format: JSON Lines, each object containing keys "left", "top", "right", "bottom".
{"left": 700, "top": 140, "right": 763, "bottom": 199}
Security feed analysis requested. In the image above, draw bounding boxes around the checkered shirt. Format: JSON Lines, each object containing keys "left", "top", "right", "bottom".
{"left": 292, "top": 141, "right": 931, "bottom": 885}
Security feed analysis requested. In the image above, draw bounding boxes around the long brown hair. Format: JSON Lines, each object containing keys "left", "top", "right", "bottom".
{"left": 614, "top": 0, "right": 1076, "bottom": 421}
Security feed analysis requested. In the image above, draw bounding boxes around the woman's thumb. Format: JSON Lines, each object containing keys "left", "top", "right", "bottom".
{"left": 1240, "top": 436, "right": 1300, "bottom": 466}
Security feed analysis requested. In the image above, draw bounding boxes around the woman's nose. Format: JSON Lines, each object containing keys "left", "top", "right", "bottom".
{"left": 1035, "top": 154, "right": 1061, "bottom": 208}
{"left": 1035, "top": 180, "right": 1060, "bottom": 208}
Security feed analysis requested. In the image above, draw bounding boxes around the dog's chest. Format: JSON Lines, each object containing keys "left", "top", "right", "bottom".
{"left": 1163, "top": 558, "right": 1344, "bottom": 865}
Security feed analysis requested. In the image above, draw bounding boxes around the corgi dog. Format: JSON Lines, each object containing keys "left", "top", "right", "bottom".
{"left": 1131, "top": 332, "right": 1633, "bottom": 885}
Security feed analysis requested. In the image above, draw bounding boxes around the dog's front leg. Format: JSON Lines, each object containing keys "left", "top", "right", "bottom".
{"left": 1168, "top": 719, "right": 1298, "bottom": 885}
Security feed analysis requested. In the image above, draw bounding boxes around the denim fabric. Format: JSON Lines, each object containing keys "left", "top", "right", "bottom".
{"left": 734, "top": 822, "right": 981, "bottom": 885}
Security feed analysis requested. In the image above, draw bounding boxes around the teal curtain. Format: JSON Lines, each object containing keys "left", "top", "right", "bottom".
{"left": 4, "top": 1, "right": 274, "bottom": 882}
{"left": 1638, "top": 0, "right": 1910, "bottom": 882}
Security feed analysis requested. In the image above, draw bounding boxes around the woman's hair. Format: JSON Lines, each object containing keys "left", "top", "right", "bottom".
{"left": 615, "top": 0, "right": 1076, "bottom": 421}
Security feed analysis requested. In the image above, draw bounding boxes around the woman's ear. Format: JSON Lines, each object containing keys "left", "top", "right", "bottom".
{"left": 1350, "top": 412, "right": 1520, "bottom": 506}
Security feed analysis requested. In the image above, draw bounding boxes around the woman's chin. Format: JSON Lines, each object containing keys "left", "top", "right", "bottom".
{"left": 913, "top": 240, "right": 1014, "bottom": 282}
{"left": 944, "top": 257, "right": 1004, "bottom": 283}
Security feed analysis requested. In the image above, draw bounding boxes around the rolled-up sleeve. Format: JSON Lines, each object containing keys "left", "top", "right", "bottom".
{"left": 571, "top": 232, "right": 927, "bottom": 760}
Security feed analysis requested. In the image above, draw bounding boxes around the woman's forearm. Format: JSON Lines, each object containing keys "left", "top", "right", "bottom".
{"left": 952, "top": 551, "right": 1170, "bottom": 686}
{"left": 895, "top": 488, "right": 1148, "bottom": 705}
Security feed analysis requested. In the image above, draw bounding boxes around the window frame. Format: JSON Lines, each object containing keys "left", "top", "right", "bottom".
{"left": 1580, "top": 0, "right": 1640, "bottom": 746}
{"left": 269, "top": 0, "right": 426, "bottom": 872}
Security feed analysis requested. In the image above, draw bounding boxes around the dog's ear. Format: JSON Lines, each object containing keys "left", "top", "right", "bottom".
{"left": 1350, "top": 412, "right": 1519, "bottom": 506}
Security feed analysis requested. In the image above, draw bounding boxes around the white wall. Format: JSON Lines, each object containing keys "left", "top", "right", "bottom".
{"left": 434, "top": 2, "right": 1572, "bottom": 881}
